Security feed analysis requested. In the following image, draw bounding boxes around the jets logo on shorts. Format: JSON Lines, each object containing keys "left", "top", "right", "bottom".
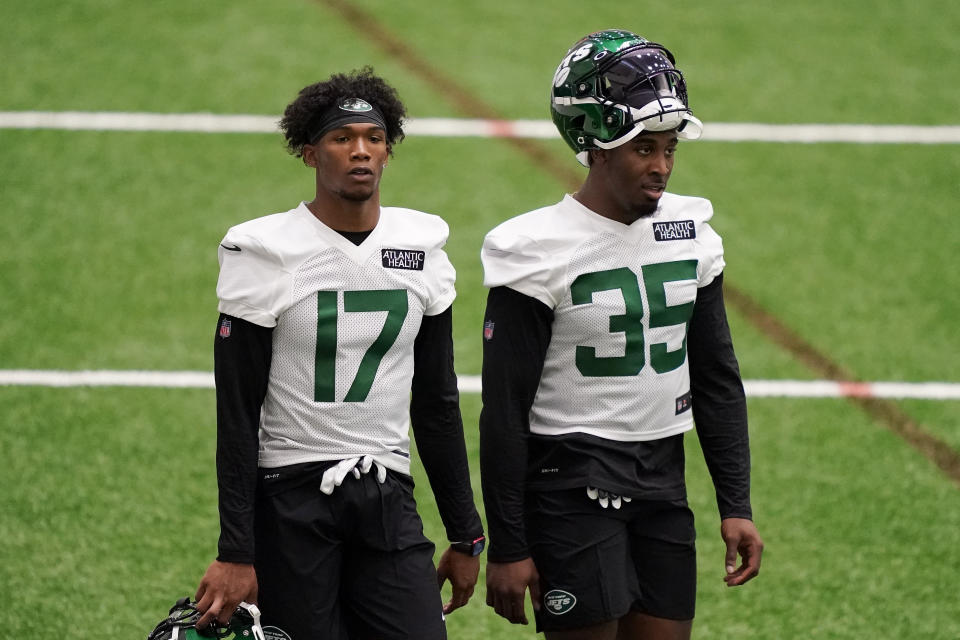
{"left": 544, "top": 589, "right": 577, "bottom": 615}
{"left": 263, "top": 626, "right": 293, "bottom": 640}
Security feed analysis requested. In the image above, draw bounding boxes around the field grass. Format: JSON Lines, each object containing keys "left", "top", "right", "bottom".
{"left": 1, "top": 0, "right": 958, "bottom": 638}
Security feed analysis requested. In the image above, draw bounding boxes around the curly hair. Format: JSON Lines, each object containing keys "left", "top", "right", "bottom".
{"left": 279, "top": 66, "right": 406, "bottom": 158}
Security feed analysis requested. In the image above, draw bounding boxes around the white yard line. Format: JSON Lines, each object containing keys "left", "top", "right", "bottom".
{"left": 1, "top": 370, "right": 958, "bottom": 399}
{"left": 2, "top": 111, "right": 959, "bottom": 144}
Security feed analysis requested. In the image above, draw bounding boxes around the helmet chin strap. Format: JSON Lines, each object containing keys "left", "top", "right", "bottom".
{"left": 238, "top": 602, "right": 266, "bottom": 640}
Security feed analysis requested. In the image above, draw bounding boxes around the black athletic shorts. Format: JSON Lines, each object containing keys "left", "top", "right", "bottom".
{"left": 527, "top": 488, "right": 697, "bottom": 632}
{"left": 253, "top": 464, "right": 446, "bottom": 640}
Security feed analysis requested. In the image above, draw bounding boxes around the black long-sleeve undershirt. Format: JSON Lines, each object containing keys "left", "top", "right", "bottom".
{"left": 687, "top": 273, "right": 753, "bottom": 521}
{"left": 479, "top": 273, "right": 752, "bottom": 562}
{"left": 214, "top": 314, "right": 272, "bottom": 563}
{"left": 214, "top": 306, "right": 482, "bottom": 564}
{"left": 479, "top": 288, "right": 553, "bottom": 562}
{"left": 411, "top": 308, "right": 484, "bottom": 544}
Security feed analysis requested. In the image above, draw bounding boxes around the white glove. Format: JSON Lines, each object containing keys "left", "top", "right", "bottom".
{"left": 320, "top": 456, "right": 387, "bottom": 495}
{"left": 586, "top": 486, "right": 632, "bottom": 510}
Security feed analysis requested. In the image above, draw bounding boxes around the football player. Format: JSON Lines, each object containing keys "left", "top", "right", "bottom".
{"left": 479, "top": 30, "right": 763, "bottom": 639}
{"left": 193, "top": 68, "right": 485, "bottom": 640}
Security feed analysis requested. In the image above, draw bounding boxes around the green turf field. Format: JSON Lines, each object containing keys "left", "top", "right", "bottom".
{"left": 1, "top": 0, "right": 958, "bottom": 638}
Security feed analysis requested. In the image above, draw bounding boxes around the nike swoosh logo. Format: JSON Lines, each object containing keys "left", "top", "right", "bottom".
{"left": 220, "top": 244, "right": 242, "bottom": 252}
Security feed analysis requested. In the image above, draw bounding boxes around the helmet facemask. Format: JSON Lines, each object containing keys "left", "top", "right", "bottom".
{"left": 147, "top": 598, "right": 267, "bottom": 640}
{"left": 585, "top": 47, "right": 702, "bottom": 163}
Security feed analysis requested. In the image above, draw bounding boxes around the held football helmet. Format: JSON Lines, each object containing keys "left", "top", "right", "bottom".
{"left": 146, "top": 597, "right": 266, "bottom": 640}
{"left": 550, "top": 29, "right": 703, "bottom": 166}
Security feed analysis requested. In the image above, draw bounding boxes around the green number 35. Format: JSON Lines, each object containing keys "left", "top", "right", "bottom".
{"left": 570, "top": 260, "right": 698, "bottom": 377}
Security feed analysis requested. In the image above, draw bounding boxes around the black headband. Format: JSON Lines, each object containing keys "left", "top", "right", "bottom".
{"left": 309, "top": 97, "right": 388, "bottom": 143}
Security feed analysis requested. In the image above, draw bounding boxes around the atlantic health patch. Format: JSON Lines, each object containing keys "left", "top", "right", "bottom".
{"left": 381, "top": 248, "right": 425, "bottom": 271}
{"left": 653, "top": 220, "right": 696, "bottom": 241}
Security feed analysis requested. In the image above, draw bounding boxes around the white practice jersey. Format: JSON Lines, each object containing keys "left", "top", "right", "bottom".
{"left": 482, "top": 193, "right": 724, "bottom": 442}
{"left": 217, "top": 202, "right": 456, "bottom": 473}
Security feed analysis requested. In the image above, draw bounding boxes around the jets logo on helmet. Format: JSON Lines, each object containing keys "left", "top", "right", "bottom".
{"left": 551, "top": 29, "right": 703, "bottom": 166}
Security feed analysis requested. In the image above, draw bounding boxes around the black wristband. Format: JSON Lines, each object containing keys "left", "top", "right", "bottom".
{"left": 450, "top": 535, "right": 486, "bottom": 557}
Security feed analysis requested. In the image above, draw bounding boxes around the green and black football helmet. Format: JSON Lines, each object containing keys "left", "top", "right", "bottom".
{"left": 146, "top": 598, "right": 265, "bottom": 640}
{"left": 551, "top": 29, "right": 703, "bottom": 166}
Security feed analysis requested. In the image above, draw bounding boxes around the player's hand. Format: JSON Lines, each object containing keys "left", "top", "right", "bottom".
{"left": 720, "top": 518, "right": 763, "bottom": 586}
{"left": 485, "top": 558, "right": 541, "bottom": 625}
{"left": 437, "top": 546, "right": 480, "bottom": 615}
{"left": 194, "top": 560, "right": 258, "bottom": 629}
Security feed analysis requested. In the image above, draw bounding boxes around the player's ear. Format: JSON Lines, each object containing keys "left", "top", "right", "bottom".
{"left": 302, "top": 144, "right": 318, "bottom": 168}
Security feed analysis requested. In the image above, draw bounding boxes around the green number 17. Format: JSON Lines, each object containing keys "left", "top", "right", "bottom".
{"left": 314, "top": 289, "right": 408, "bottom": 402}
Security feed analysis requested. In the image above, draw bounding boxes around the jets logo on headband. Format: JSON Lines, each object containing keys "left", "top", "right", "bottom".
{"left": 339, "top": 97, "right": 374, "bottom": 112}
{"left": 310, "top": 97, "right": 387, "bottom": 143}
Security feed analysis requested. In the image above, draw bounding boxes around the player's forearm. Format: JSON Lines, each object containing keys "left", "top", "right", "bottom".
{"left": 696, "top": 420, "right": 752, "bottom": 519}
{"left": 479, "top": 369, "right": 532, "bottom": 560}
{"left": 410, "top": 388, "right": 484, "bottom": 541}
{"left": 213, "top": 314, "right": 273, "bottom": 562}
{"left": 414, "top": 421, "right": 484, "bottom": 541}
{"left": 480, "top": 431, "right": 531, "bottom": 562}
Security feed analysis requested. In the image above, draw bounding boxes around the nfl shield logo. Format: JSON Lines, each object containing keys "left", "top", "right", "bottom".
{"left": 219, "top": 318, "right": 232, "bottom": 338}
{"left": 483, "top": 320, "right": 495, "bottom": 341}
